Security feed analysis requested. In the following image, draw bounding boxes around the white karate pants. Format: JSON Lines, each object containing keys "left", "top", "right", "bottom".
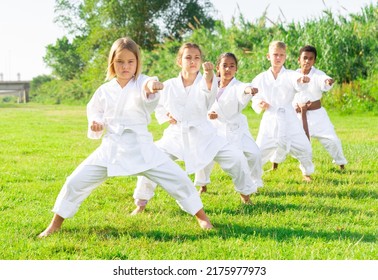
{"left": 133, "top": 143, "right": 257, "bottom": 204}
{"left": 52, "top": 159, "right": 203, "bottom": 218}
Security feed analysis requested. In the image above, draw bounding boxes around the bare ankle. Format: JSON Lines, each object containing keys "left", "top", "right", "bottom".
{"left": 267, "top": 163, "right": 278, "bottom": 172}
{"left": 240, "top": 194, "right": 252, "bottom": 205}
{"left": 198, "top": 185, "right": 207, "bottom": 194}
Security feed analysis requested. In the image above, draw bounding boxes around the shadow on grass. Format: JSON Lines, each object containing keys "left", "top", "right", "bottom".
{"left": 327, "top": 167, "right": 377, "bottom": 175}
{"left": 59, "top": 221, "right": 376, "bottom": 245}
{"left": 214, "top": 223, "right": 377, "bottom": 243}
{"left": 60, "top": 225, "right": 214, "bottom": 243}
{"left": 207, "top": 200, "right": 376, "bottom": 218}
{"left": 260, "top": 188, "right": 378, "bottom": 200}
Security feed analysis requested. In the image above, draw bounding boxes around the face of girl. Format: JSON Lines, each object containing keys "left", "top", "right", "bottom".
{"left": 217, "top": 56, "right": 237, "bottom": 81}
{"left": 179, "top": 47, "right": 202, "bottom": 74}
{"left": 114, "top": 49, "right": 137, "bottom": 84}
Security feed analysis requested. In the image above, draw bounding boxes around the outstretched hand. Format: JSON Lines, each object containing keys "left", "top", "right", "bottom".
{"left": 244, "top": 86, "right": 258, "bottom": 96}
{"left": 147, "top": 80, "right": 164, "bottom": 94}
{"left": 202, "top": 61, "right": 215, "bottom": 90}
{"left": 202, "top": 61, "right": 214, "bottom": 74}
{"left": 298, "top": 75, "right": 310, "bottom": 83}
{"left": 325, "top": 78, "right": 334, "bottom": 86}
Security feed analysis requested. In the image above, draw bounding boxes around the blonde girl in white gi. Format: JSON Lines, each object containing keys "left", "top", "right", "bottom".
{"left": 38, "top": 37, "right": 213, "bottom": 237}
{"left": 251, "top": 41, "right": 314, "bottom": 182}
{"left": 293, "top": 45, "right": 347, "bottom": 169}
{"left": 131, "top": 43, "right": 257, "bottom": 214}
{"left": 196, "top": 52, "right": 263, "bottom": 194}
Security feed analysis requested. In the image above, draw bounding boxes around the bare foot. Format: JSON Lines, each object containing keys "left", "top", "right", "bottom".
{"left": 38, "top": 214, "right": 64, "bottom": 238}
{"left": 38, "top": 227, "right": 60, "bottom": 238}
{"left": 198, "top": 185, "right": 207, "bottom": 194}
{"left": 195, "top": 209, "right": 213, "bottom": 230}
{"left": 303, "top": 175, "right": 312, "bottom": 182}
{"left": 240, "top": 194, "right": 252, "bottom": 205}
{"left": 197, "top": 217, "right": 213, "bottom": 230}
{"left": 130, "top": 205, "right": 145, "bottom": 215}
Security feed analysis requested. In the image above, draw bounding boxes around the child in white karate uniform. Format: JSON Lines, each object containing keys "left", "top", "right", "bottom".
{"left": 38, "top": 37, "right": 213, "bottom": 237}
{"left": 196, "top": 52, "right": 263, "bottom": 194}
{"left": 251, "top": 41, "right": 314, "bottom": 181}
{"left": 132, "top": 43, "right": 257, "bottom": 215}
{"left": 293, "top": 45, "right": 347, "bottom": 169}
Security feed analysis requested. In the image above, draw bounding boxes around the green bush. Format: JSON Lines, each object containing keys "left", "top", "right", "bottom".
{"left": 30, "top": 3, "right": 378, "bottom": 113}
{"left": 1, "top": 95, "right": 18, "bottom": 103}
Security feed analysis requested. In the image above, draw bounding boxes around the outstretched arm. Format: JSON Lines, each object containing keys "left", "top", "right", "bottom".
{"left": 202, "top": 61, "right": 215, "bottom": 90}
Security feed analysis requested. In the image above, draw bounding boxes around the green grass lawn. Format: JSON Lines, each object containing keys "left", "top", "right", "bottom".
{"left": 0, "top": 103, "right": 377, "bottom": 260}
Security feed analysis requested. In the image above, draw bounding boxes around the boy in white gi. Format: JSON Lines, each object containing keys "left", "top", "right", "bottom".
{"left": 132, "top": 43, "right": 257, "bottom": 214}
{"left": 293, "top": 45, "right": 347, "bottom": 169}
{"left": 38, "top": 37, "right": 213, "bottom": 237}
{"left": 196, "top": 52, "right": 263, "bottom": 194}
{"left": 251, "top": 41, "right": 314, "bottom": 181}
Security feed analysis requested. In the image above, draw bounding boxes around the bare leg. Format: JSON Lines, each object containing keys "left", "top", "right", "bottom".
{"left": 195, "top": 209, "right": 213, "bottom": 229}
{"left": 198, "top": 185, "right": 207, "bottom": 194}
{"left": 267, "top": 162, "right": 278, "bottom": 172}
{"left": 240, "top": 193, "right": 252, "bottom": 205}
{"left": 38, "top": 214, "right": 65, "bottom": 238}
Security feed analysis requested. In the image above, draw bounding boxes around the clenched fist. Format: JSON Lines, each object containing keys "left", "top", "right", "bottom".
{"left": 90, "top": 121, "right": 104, "bottom": 132}
{"left": 147, "top": 80, "right": 164, "bottom": 94}
{"left": 298, "top": 75, "right": 310, "bottom": 83}
{"left": 202, "top": 61, "right": 214, "bottom": 73}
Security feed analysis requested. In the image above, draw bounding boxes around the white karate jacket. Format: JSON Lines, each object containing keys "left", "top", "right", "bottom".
{"left": 154, "top": 72, "right": 227, "bottom": 174}
{"left": 83, "top": 75, "right": 168, "bottom": 176}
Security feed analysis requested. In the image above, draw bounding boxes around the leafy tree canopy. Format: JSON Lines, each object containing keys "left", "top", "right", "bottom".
{"left": 45, "top": 0, "right": 215, "bottom": 80}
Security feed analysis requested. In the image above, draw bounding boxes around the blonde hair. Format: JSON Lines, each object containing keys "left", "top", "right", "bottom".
{"left": 268, "top": 41, "right": 286, "bottom": 53}
{"left": 176, "top": 42, "right": 203, "bottom": 66}
{"left": 106, "top": 37, "right": 142, "bottom": 80}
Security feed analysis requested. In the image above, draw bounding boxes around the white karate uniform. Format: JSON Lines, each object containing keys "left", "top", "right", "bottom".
{"left": 293, "top": 67, "right": 347, "bottom": 166}
{"left": 196, "top": 78, "right": 263, "bottom": 188}
{"left": 133, "top": 72, "right": 256, "bottom": 203}
{"left": 52, "top": 75, "right": 203, "bottom": 218}
{"left": 251, "top": 67, "right": 314, "bottom": 175}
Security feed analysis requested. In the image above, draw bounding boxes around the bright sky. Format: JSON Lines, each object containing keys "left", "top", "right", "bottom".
{"left": 0, "top": 0, "right": 375, "bottom": 81}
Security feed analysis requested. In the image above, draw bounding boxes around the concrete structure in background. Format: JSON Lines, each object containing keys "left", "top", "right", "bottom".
{"left": 0, "top": 80, "right": 30, "bottom": 103}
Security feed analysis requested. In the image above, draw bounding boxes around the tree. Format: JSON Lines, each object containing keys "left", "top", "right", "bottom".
{"left": 45, "top": 0, "right": 216, "bottom": 81}
{"left": 160, "top": 0, "right": 216, "bottom": 40}
{"left": 53, "top": 0, "right": 215, "bottom": 49}
{"left": 43, "top": 36, "right": 85, "bottom": 80}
